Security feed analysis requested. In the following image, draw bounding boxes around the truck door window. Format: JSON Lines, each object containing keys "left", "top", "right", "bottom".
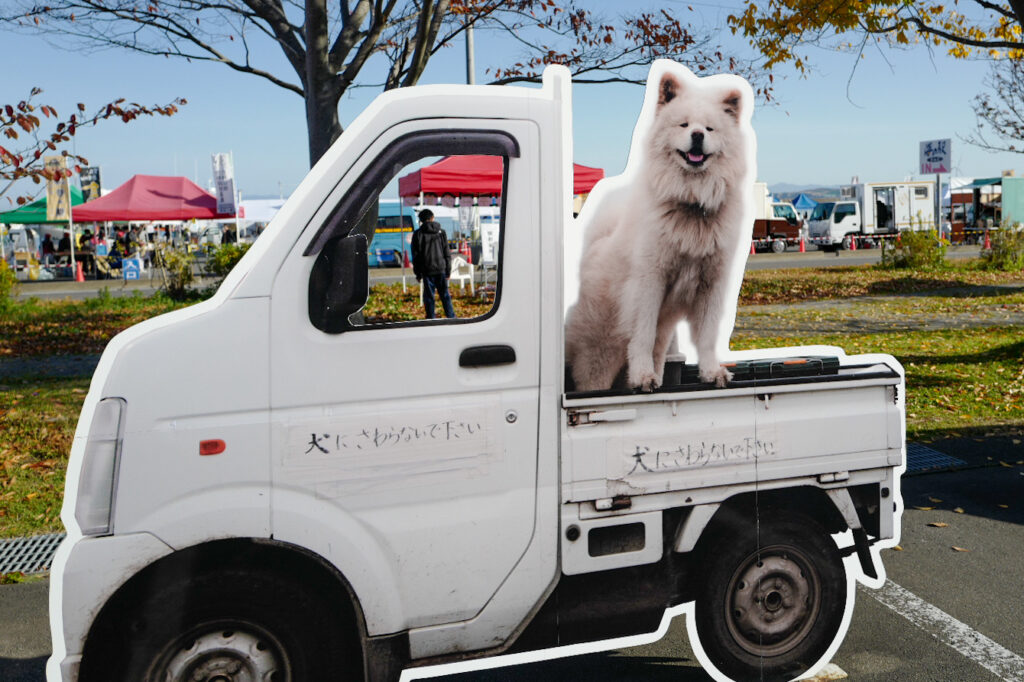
{"left": 834, "top": 204, "right": 856, "bottom": 223}
{"left": 306, "top": 130, "right": 517, "bottom": 333}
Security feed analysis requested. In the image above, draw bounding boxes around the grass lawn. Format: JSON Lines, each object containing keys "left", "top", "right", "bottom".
{"left": 1, "top": 264, "right": 1022, "bottom": 540}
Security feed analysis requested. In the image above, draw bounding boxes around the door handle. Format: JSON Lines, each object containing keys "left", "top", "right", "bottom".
{"left": 459, "top": 344, "right": 516, "bottom": 367}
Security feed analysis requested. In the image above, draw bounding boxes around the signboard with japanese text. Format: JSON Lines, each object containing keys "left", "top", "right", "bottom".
{"left": 920, "top": 139, "right": 951, "bottom": 174}
{"left": 44, "top": 156, "right": 72, "bottom": 222}
{"left": 123, "top": 258, "right": 141, "bottom": 281}
{"left": 79, "top": 166, "right": 102, "bottom": 202}
{"left": 211, "top": 152, "right": 237, "bottom": 215}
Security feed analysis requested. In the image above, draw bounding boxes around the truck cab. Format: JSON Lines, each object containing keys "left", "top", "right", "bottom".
{"left": 808, "top": 200, "right": 861, "bottom": 249}
{"left": 51, "top": 67, "right": 905, "bottom": 682}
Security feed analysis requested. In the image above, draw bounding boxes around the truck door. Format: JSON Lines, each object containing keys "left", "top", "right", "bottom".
{"left": 873, "top": 187, "right": 895, "bottom": 232}
{"left": 267, "top": 120, "right": 542, "bottom": 635}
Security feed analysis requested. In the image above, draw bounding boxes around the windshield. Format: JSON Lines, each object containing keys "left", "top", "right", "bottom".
{"left": 773, "top": 204, "right": 798, "bottom": 220}
{"left": 810, "top": 202, "right": 834, "bottom": 221}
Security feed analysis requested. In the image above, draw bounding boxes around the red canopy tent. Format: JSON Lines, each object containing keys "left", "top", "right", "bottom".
{"left": 72, "top": 174, "right": 235, "bottom": 222}
{"left": 398, "top": 156, "right": 604, "bottom": 199}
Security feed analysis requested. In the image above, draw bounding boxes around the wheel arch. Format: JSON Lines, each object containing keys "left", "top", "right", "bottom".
{"left": 79, "top": 537, "right": 374, "bottom": 680}
{"left": 677, "top": 486, "right": 849, "bottom": 556}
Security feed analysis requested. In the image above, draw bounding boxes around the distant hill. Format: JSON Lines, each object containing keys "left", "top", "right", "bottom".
{"left": 768, "top": 183, "right": 843, "bottom": 203}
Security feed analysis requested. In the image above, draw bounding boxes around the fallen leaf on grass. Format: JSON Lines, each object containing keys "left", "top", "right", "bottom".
{"left": 929, "top": 497, "right": 943, "bottom": 503}
{"left": 999, "top": 461, "right": 1014, "bottom": 468}
{"left": 914, "top": 506, "right": 934, "bottom": 511}
{"left": 20, "top": 459, "right": 56, "bottom": 471}
{"left": 998, "top": 504, "right": 1009, "bottom": 509}
{"left": 954, "top": 507, "right": 965, "bottom": 514}
{"left": 928, "top": 522, "right": 949, "bottom": 528}
{"left": 952, "top": 546, "right": 970, "bottom": 552}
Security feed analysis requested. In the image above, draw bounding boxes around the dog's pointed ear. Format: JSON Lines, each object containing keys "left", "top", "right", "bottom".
{"left": 658, "top": 73, "right": 682, "bottom": 106}
{"left": 722, "top": 90, "right": 743, "bottom": 120}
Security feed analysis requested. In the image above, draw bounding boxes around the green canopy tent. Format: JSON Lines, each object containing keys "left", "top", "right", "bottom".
{"left": 0, "top": 185, "right": 85, "bottom": 224}
{"left": 0, "top": 186, "right": 86, "bottom": 273}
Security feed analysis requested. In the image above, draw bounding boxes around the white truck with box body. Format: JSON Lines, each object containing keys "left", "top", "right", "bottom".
{"left": 808, "top": 180, "right": 935, "bottom": 249}
{"left": 51, "top": 68, "right": 906, "bottom": 682}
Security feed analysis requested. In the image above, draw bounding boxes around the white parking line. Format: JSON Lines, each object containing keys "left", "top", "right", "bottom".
{"left": 865, "top": 580, "right": 1024, "bottom": 682}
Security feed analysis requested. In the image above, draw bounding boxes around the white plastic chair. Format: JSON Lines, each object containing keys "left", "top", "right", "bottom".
{"left": 449, "top": 255, "right": 475, "bottom": 294}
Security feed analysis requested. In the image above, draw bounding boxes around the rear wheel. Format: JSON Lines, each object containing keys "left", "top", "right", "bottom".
{"left": 694, "top": 512, "right": 848, "bottom": 682}
{"left": 81, "top": 567, "right": 361, "bottom": 682}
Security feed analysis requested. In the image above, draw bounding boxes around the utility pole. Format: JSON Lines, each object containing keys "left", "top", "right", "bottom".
{"left": 466, "top": 21, "right": 475, "bottom": 84}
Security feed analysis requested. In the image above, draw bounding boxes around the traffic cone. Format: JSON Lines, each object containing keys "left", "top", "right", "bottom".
{"left": 750, "top": 241, "right": 756, "bottom": 255}
{"left": 799, "top": 237, "right": 806, "bottom": 253}
{"left": 849, "top": 235, "right": 857, "bottom": 251}
{"left": 75, "top": 261, "right": 85, "bottom": 282}
{"left": 984, "top": 230, "right": 991, "bottom": 250}
{"left": 403, "top": 250, "right": 411, "bottom": 268}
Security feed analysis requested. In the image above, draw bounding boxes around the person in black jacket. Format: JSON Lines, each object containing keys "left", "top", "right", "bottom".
{"left": 411, "top": 209, "right": 455, "bottom": 319}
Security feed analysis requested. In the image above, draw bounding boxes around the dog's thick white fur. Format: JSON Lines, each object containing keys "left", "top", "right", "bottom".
{"left": 566, "top": 62, "right": 756, "bottom": 392}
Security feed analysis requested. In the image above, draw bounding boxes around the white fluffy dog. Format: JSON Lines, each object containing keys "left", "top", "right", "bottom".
{"left": 565, "top": 62, "right": 756, "bottom": 392}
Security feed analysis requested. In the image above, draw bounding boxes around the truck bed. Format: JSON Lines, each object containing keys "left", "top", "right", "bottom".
{"left": 563, "top": 355, "right": 903, "bottom": 504}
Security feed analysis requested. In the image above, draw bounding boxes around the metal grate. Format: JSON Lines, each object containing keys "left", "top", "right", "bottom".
{"left": 0, "top": 532, "right": 66, "bottom": 575}
{"left": 906, "top": 442, "right": 967, "bottom": 474}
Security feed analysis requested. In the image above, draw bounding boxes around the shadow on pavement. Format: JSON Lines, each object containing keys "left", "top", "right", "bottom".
{"left": 0, "top": 656, "right": 46, "bottom": 682}
{"left": 904, "top": 429, "right": 1024, "bottom": 527}
{"left": 432, "top": 651, "right": 710, "bottom": 681}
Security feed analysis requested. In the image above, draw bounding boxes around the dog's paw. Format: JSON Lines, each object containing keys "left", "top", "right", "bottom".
{"left": 628, "top": 368, "right": 662, "bottom": 393}
{"left": 699, "top": 364, "right": 733, "bottom": 388}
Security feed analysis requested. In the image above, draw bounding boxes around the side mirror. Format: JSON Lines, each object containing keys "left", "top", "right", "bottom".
{"left": 308, "top": 234, "right": 369, "bottom": 333}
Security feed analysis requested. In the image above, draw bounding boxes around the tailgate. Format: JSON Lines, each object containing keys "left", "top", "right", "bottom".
{"left": 562, "top": 357, "right": 902, "bottom": 503}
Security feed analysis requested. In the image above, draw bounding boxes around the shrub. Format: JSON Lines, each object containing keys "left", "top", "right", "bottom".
{"left": 0, "top": 259, "right": 17, "bottom": 312}
{"left": 204, "top": 242, "right": 251, "bottom": 280}
{"left": 980, "top": 224, "right": 1024, "bottom": 271}
{"left": 159, "top": 248, "right": 196, "bottom": 301}
{"left": 879, "top": 228, "right": 948, "bottom": 270}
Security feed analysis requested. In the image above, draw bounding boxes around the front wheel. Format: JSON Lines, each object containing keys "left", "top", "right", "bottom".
{"left": 770, "top": 238, "right": 787, "bottom": 254}
{"left": 81, "top": 567, "right": 361, "bottom": 682}
{"left": 694, "top": 512, "right": 848, "bottom": 682}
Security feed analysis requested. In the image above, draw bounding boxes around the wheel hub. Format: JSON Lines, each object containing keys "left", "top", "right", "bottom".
{"left": 158, "top": 623, "right": 289, "bottom": 682}
{"left": 726, "top": 547, "right": 820, "bottom": 657}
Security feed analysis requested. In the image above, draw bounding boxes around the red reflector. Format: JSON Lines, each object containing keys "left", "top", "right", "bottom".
{"left": 199, "top": 439, "right": 226, "bottom": 456}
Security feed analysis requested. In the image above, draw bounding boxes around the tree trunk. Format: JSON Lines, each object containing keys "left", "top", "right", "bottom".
{"left": 304, "top": 0, "right": 343, "bottom": 166}
{"left": 305, "top": 86, "right": 343, "bottom": 166}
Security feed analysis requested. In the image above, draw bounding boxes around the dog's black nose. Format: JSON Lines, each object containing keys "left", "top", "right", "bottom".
{"left": 691, "top": 131, "right": 704, "bottom": 146}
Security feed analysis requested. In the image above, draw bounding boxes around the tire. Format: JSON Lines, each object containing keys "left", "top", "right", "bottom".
{"left": 81, "top": 566, "right": 360, "bottom": 682}
{"left": 840, "top": 234, "right": 855, "bottom": 250}
{"left": 770, "top": 239, "right": 787, "bottom": 254}
{"left": 694, "top": 512, "right": 847, "bottom": 682}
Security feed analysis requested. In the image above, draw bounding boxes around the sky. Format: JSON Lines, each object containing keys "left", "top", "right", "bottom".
{"left": 3, "top": 1, "right": 1023, "bottom": 202}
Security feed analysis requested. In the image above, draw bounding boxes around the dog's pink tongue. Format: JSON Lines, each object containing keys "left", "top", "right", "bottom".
{"left": 687, "top": 152, "right": 705, "bottom": 163}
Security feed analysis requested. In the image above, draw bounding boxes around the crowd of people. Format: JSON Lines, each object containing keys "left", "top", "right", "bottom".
{"left": 3, "top": 221, "right": 252, "bottom": 280}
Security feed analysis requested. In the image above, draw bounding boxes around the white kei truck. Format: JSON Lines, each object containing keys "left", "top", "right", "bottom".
{"left": 50, "top": 67, "right": 906, "bottom": 682}
{"left": 808, "top": 180, "right": 936, "bottom": 250}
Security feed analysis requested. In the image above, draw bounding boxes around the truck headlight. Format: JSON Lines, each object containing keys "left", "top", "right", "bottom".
{"left": 74, "top": 398, "right": 126, "bottom": 536}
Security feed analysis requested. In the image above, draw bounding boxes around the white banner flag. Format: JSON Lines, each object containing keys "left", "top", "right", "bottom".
{"left": 211, "top": 152, "right": 237, "bottom": 215}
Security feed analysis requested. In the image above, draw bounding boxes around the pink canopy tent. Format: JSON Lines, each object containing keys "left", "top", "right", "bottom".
{"left": 72, "top": 174, "right": 235, "bottom": 222}
{"left": 398, "top": 156, "right": 604, "bottom": 201}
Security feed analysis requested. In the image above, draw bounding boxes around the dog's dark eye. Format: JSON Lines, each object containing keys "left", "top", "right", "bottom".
{"left": 707, "top": 127, "right": 714, "bottom": 132}
{"left": 680, "top": 122, "right": 688, "bottom": 128}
